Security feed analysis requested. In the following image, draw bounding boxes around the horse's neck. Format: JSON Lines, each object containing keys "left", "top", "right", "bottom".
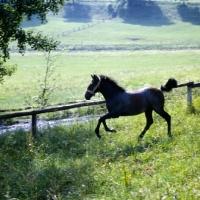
{"left": 100, "top": 80, "right": 122, "bottom": 100}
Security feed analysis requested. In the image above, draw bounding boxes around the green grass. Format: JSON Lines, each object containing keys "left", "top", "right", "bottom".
{"left": 17, "top": 1, "right": 200, "bottom": 51}
{"left": 1, "top": 50, "right": 200, "bottom": 109}
{"left": 3, "top": 2, "right": 200, "bottom": 109}
{"left": 0, "top": 97, "right": 200, "bottom": 199}
{"left": 0, "top": 50, "right": 200, "bottom": 199}
{"left": 2, "top": 8, "right": 200, "bottom": 109}
{"left": 20, "top": 17, "right": 200, "bottom": 50}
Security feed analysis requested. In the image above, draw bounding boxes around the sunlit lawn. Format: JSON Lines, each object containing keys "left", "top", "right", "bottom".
{"left": 0, "top": 50, "right": 199, "bottom": 109}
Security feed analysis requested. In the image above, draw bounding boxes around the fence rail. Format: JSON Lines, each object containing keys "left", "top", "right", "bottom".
{"left": 0, "top": 100, "right": 105, "bottom": 137}
{"left": 177, "top": 81, "right": 200, "bottom": 107}
{"left": 0, "top": 81, "right": 199, "bottom": 137}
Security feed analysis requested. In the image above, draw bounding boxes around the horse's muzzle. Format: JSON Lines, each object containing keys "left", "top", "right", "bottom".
{"left": 85, "top": 92, "right": 91, "bottom": 100}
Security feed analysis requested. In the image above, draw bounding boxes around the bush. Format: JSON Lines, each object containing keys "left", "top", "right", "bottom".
{"left": 106, "top": 3, "right": 117, "bottom": 18}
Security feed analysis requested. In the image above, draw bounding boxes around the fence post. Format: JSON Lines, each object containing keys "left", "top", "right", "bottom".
{"left": 32, "top": 114, "right": 37, "bottom": 137}
{"left": 187, "top": 86, "right": 192, "bottom": 107}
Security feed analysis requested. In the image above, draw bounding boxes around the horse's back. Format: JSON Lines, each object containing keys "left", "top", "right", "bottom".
{"left": 133, "top": 87, "right": 165, "bottom": 109}
{"left": 127, "top": 87, "right": 164, "bottom": 114}
{"left": 106, "top": 87, "right": 164, "bottom": 116}
{"left": 146, "top": 87, "right": 164, "bottom": 105}
{"left": 131, "top": 87, "right": 164, "bottom": 103}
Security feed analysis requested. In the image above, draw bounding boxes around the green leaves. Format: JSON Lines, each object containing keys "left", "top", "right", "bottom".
{"left": 0, "top": 56, "right": 17, "bottom": 83}
{"left": 0, "top": 0, "right": 65, "bottom": 57}
{"left": 0, "top": 0, "right": 67, "bottom": 82}
{"left": 26, "top": 30, "right": 60, "bottom": 52}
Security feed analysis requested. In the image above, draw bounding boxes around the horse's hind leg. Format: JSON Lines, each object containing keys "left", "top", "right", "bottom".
{"left": 155, "top": 109, "right": 171, "bottom": 137}
{"left": 139, "top": 109, "right": 153, "bottom": 140}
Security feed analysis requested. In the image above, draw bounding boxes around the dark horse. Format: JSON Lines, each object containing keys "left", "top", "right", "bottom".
{"left": 85, "top": 75, "right": 177, "bottom": 139}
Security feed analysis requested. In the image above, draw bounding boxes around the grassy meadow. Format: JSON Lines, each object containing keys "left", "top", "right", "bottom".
{"left": 1, "top": 2, "right": 200, "bottom": 199}
{"left": 0, "top": 80, "right": 200, "bottom": 199}
{"left": 1, "top": 50, "right": 200, "bottom": 109}
{"left": 1, "top": 8, "right": 200, "bottom": 109}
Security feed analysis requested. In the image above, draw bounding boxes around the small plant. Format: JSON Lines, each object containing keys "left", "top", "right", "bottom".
{"left": 34, "top": 51, "right": 61, "bottom": 107}
{"left": 122, "top": 164, "right": 132, "bottom": 187}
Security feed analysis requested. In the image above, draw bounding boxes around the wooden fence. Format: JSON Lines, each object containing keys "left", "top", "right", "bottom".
{"left": 0, "top": 81, "right": 199, "bottom": 137}
{"left": 177, "top": 81, "right": 200, "bottom": 106}
{"left": 0, "top": 100, "right": 105, "bottom": 137}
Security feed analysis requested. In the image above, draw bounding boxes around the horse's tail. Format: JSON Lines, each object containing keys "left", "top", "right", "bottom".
{"left": 161, "top": 78, "right": 178, "bottom": 92}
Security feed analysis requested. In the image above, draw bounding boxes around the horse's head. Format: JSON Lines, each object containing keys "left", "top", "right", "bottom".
{"left": 85, "top": 74, "right": 101, "bottom": 100}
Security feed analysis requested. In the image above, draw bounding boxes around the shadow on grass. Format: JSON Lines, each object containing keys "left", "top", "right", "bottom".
{"left": 107, "top": 136, "right": 175, "bottom": 163}
{"left": 0, "top": 124, "right": 176, "bottom": 199}
{"left": 121, "top": 1, "right": 173, "bottom": 26}
{"left": 63, "top": 3, "right": 92, "bottom": 22}
{"left": 177, "top": 4, "right": 200, "bottom": 25}
{"left": 0, "top": 124, "right": 101, "bottom": 199}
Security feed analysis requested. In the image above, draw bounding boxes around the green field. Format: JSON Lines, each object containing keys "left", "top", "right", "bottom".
{"left": 1, "top": 2, "right": 200, "bottom": 109}
{"left": 20, "top": 17, "right": 200, "bottom": 51}
{"left": 0, "top": 2, "right": 200, "bottom": 199}
{"left": 1, "top": 50, "right": 200, "bottom": 109}
{"left": 0, "top": 76, "right": 200, "bottom": 199}
{"left": 30, "top": 18, "right": 200, "bottom": 46}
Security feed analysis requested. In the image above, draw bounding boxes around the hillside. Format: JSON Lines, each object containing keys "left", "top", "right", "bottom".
{"left": 62, "top": 1, "right": 200, "bottom": 24}
{"left": 18, "top": 1, "right": 200, "bottom": 53}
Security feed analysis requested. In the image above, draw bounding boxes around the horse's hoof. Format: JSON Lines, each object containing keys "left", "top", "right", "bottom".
{"left": 106, "top": 128, "right": 116, "bottom": 133}
{"left": 168, "top": 135, "right": 173, "bottom": 139}
{"left": 97, "top": 133, "right": 101, "bottom": 139}
{"left": 168, "top": 133, "right": 173, "bottom": 138}
{"left": 138, "top": 135, "right": 143, "bottom": 141}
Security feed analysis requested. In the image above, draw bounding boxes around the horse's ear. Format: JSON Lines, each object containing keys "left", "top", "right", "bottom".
{"left": 93, "top": 74, "right": 100, "bottom": 80}
{"left": 91, "top": 74, "right": 97, "bottom": 80}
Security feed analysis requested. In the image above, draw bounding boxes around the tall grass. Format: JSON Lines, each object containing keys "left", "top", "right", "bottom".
{"left": 0, "top": 51, "right": 200, "bottom": 198}
{"left": 0, "top": 96, "right": 199, "bottom": 199}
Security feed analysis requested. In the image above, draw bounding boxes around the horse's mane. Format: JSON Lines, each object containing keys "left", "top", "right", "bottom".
{"left": 100, "top": 75, "right": 126, "bottom": 92}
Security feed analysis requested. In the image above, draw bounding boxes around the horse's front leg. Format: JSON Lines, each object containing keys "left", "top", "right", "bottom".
{"left": 95, "top": 112, "right": 118, "bottom": 138}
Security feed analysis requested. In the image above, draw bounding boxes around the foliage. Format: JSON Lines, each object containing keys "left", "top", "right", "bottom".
{"left": 0, "top": 56, "right": 17, "bottom": 83}
{"left": 0, "top": 0, "right": 67, "bottom": 83}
